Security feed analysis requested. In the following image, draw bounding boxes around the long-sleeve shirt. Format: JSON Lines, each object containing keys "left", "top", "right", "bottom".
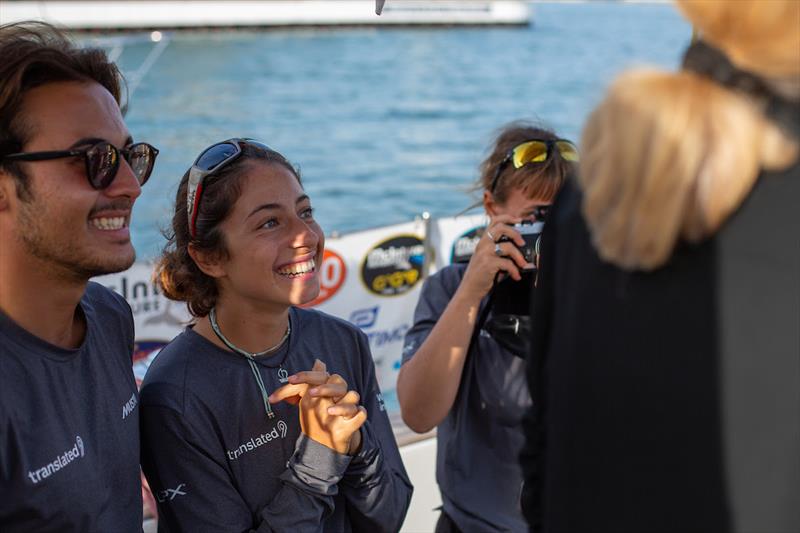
{"left": 0, "top": 282, "right": 142, "bottom": 531}
{"left": 140, "top": 306, "right": 412, "bottom": 532}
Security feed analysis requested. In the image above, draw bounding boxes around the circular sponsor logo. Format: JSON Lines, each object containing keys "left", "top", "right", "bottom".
{"left": 361, "top": 235, "right": 425, "bottom": 297}
{"left": 304, "top": 249, "right": 346, "bottom": 307}
{"left": 450, "top": 226, "right": 485, "bottom": 264}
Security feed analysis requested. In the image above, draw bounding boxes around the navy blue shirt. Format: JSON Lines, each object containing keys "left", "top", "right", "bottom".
{"left": 402, "top": 264, "right": 531, "bottom": 532}
{"left": 0, "top": 282, "right": 142, "bottom": 532}
{"left": 140, "top": 306, "right": 412, "bottom": 532}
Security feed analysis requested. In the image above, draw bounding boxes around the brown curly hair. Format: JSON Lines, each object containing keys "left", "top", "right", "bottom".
{"left": 477, "top": 121, "right": 575, "bottom": 205}
{"left": 155, "top": 142, "right": 302, "bottom": 318}
{"left": 0, "top": 21, "right": 124, "bottom": 200}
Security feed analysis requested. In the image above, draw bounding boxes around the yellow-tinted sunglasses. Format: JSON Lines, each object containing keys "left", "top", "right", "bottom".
{"left": 490, "top": 139, "right": 579, "bottom": 193}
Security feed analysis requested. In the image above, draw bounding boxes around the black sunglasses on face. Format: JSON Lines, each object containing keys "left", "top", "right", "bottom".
{"left": 2, "top": 141, "right": 159, "bottom": 189}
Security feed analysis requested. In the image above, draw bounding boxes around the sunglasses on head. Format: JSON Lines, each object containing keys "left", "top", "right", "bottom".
{"left": 2, "top": 140, "right": 159, "bottom": 190}
{"left": 490, "top": 139, "right": 579, "bottom": 194}
{"left": 186, "top": 138, "right": 272, "bottom": 239}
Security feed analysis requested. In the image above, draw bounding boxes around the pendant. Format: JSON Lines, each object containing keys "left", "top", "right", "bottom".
{"left": 277, "top": 367, "right": 289, "bottom": 384}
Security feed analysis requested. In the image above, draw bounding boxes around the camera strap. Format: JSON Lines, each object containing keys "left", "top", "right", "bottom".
{"left": 484, "top": 314, "right": 533, "bottom": 358}
{"left": 471, "top": 273, "right": 500, "bottom": 346}
{"left": 466, "top": 273, "right": 533, "bottom": 359}
{"left": 450, "top": 273, "right": 531, "bottom": 433}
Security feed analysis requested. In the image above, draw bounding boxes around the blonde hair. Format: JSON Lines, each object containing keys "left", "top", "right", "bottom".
{"left": 579, "top": 0, "right": 799, "bottom": 270}
{"left": 676, "top": 0, "right": 800, "bottom": 78}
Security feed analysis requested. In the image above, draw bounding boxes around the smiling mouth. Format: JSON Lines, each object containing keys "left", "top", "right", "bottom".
{"left": 276, "top": 258, "right": 316, "bottom": 278}
{"left": 90, "top": 216, "right": 128, "bottom": 231}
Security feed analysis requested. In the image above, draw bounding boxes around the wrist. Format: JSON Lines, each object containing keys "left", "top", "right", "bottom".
{"left": 451, "top": 285, "right": 483, "bottom": 315}
{"left": 347, "top": 428, "right": 363, "bottom": 456}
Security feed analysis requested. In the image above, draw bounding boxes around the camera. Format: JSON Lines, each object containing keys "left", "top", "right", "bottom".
{"left": 499, "top": 220, "right": 543, "bottom": 271}
{"left": 490, "top": 220, "right": 544, "bottom": 316}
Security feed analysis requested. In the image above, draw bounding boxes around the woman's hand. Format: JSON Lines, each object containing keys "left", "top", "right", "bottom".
{"left": 269, "top": 360, "right": 367, "bottom": 455}
{"left": 459, "top": 214, "right": 533, "bottom": 300}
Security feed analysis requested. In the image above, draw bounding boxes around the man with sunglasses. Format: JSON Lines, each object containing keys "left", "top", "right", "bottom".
{"left": 0, "top": 22, "right": 158, "bottom": 531}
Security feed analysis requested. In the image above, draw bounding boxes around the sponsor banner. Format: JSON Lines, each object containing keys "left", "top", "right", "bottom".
{"left": 309, "top": 220, "right": 427, "bottom": 390}
{"left": 94, "top": 263, "right": 189, "bottom": 351}
{"left": 132, "top": 340, "right": 169, "bottom": 385}
{"left": 428, "top": 213, "right": 486, "bottom": 272}
{"left": 303, "top": 248, "right": 347, "bottom": 307}
{"left": 361, "top": 234, "right": 425, "bottom": 297}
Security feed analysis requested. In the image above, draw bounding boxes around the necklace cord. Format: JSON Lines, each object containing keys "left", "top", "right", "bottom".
{"left": 209, "top": 308, "right": 291, "bottom": 419}
{"left": 246, "top": 358, "right": 274, "bottom": 419}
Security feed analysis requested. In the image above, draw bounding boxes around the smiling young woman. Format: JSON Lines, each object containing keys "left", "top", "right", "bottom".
{"left": 140, "top": 139, "right": 412, "bottom": 532}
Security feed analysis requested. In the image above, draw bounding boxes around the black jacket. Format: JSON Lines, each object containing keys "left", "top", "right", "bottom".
{"left": 521, "top": 163, "right": 800, "bottom": 533}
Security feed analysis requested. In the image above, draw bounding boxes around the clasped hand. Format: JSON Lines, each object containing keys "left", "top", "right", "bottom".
{"left": 269, "top": 359, "right": 366, "bottom": 455}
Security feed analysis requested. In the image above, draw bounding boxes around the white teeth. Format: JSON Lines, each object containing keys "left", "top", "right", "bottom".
{"left": 277, "top": 258, "right": 316, "bottom": 277}
{"left": 91, "top": 216, "right": 126, "bottom": 231}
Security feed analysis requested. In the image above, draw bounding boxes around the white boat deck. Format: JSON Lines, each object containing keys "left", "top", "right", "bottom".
{"left": 397, "top": 435, "right": 440, "bottom": 531}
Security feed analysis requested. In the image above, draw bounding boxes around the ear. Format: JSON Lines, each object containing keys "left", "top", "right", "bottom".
{"left": 187, "top": 243, "right": 226, "bottom": 279}
{"left": 0, "top": 171, "right": 15, "bottom": 211}
{"left": 483, "top": 190, "right": 500, "bottom": 217}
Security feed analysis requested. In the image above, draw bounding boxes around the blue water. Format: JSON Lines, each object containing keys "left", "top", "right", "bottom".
{"left": 114, "top": 2, "right": 690, "bottom": 259}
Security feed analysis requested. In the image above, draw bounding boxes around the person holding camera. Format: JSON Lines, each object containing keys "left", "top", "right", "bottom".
{"left": 397, "top": 123, "right": 577, "bottom": 532}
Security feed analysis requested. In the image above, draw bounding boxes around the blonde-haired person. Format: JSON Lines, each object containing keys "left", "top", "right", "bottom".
{"left": 398, "top": 122, "right": 576, "bottom": 532}
{"left": 521, "top": 1, "right": 799, "bottom": 532}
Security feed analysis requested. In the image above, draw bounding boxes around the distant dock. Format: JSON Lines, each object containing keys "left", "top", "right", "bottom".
{"left": 0, "top": 1, "right": 532, "bottom": 31}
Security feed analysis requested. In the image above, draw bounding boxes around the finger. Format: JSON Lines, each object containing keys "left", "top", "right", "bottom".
{"left": 336, "top": 390, "right": 360, "bottom": 406}
{"left": 490, "top": 224, "right": 526, "bottom": 247}
{"left": 325, "top": 373, "right": 347, "bottom": 386}
{"left": 327, "top": 403, "right": 360, "bottom": 418}
{"left": 308, "top": 382, "right": 348, "bottom": 399}
{"left": 312, "top": 359, "right": 327, "bottom": 373}
{"left": 497, "top": 257, "right": 523, "bottom": 281}
{"left": 475, "top": 233, "right": 510, "bottom": 260}
{"left": 494, "top": 242, "right": 531, "bottom": 270}
{"left": 288, "top": 370, "right": 330, "bottom": 385}
{"left": 324, "top": 374, "right": 348, "bottom": 401}
{"left": 268, "top": 383, "right": 308, "bottom": 404}
{"left": 344, "top": 406, "right": 368, "bottom": 430}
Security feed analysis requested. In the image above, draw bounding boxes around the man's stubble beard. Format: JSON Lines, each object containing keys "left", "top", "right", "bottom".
{"left": 16, "top": 195, "right": 136, "bottom": 282}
